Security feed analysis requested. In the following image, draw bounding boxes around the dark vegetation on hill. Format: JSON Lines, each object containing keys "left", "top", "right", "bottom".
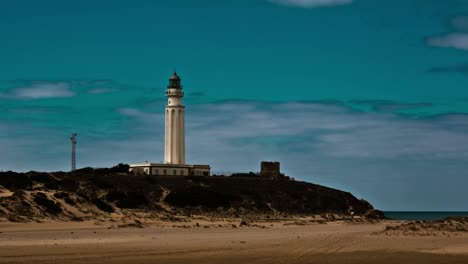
{"left": 0, "top": 164, "right": 383, "bottom": 222}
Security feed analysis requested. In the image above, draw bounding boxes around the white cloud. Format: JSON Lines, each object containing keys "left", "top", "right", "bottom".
{"left": 88, "top": 88, "right": 117, "bottom": 94}
{"left": 427, "top": 33, "right": 468, "bottom": 51}
{"left": 189, "top": 102, "right": 468, "bottom": 159}
{"left": 427, "top": 16, "right": 468, "bottom": 51}
{"left": 115, "top": 101, "right": 468, "bottom": 162}
{"left": 118, "top": 108, "right": 163, "bottom": 120}
{"left": 0, "top": 82, "right": 75, "bottom": 99}
{"left": 268, "top": 0, "right": 352, "bottom": 8}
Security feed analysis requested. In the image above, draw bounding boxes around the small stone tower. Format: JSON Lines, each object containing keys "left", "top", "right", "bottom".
{"left": 164, "top": 72, "right": 185, "bottom": 165}
{"left": 260, "top": 161, "right": 283, "bottom": 178}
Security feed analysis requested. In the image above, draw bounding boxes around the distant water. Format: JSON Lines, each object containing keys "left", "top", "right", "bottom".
{"left": 384, "top": 212, "right": 468, "bottom": 221}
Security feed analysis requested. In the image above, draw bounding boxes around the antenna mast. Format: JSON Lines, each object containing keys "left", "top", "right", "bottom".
{"left": 70, "top": 133, "right": 77, "bottom": 172}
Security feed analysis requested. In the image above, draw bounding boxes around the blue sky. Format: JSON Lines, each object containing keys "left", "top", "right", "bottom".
{"left": 2, "top": 0, "right": 468, "bottom": 211}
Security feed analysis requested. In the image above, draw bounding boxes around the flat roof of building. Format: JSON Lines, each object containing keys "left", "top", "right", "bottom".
{"left": 129, "top": 163, "right": 210, "bottom": 168}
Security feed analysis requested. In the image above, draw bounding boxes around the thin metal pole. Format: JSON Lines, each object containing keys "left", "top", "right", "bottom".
{"left": 70, "top": 133, "right": 77, "bottom": 172}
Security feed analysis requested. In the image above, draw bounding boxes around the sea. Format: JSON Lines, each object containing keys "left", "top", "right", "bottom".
{"left": 384, "top": 212, "right": 468, "bottom": 221}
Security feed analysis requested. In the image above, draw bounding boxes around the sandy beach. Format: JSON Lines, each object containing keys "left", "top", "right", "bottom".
{"left": 1, "top": 219, "right": 467, "bottom": 264}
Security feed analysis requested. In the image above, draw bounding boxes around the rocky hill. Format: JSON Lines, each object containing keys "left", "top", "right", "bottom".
{"left": 0, "top": 165, "right": 383, "bottom": 222}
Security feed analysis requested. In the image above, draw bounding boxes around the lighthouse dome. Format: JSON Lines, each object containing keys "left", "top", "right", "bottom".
{"left": 170, "top": 72, "right": 181, "bottom": 80}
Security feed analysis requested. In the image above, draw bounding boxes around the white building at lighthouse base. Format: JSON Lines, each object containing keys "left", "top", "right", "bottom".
{"left": 129, "top": 162, "right": 210, "bottom": 176}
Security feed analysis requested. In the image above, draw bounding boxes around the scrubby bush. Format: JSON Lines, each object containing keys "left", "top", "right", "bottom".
{"left": 165, "top": 187, "right": 240, "bottom": 209}
{"left": 34, "top": 192, "right": 62, "bottom": 215}
{"left": 0, "top": 171, "right": 32, "bottom": 189}
{"left": 53, "top": 192, "right": 69, "bottom": 199}
{"left": 106, "top": 191, "right": 149, "bottom": 209}
{"left": 92, "top": 198, "right": 114, "bottom": 213}
{"left": 64, "top": 197, "right": 75, "bottom": 205}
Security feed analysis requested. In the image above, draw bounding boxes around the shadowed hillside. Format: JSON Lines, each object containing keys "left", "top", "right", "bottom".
{"left": 0, "top": 165, "right": 383, "bottom": 222}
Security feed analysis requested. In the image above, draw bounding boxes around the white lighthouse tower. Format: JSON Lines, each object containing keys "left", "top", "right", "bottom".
{"left": 164, "top": 72, "right": 185, "bottom": 165}
{"left": 128, "top": 71, "right": 210, "bottom": 177}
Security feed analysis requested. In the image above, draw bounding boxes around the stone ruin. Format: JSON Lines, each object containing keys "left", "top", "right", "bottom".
{"left": 260, "top": 161, "right": 285, "bottom": 178}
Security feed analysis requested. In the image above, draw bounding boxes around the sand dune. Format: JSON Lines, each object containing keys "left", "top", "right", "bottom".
{"left": 383, "top": 217, "right": 468, "bottom": 237}
{"left": 1, "top": 220, "right": 467, "bottom": 264}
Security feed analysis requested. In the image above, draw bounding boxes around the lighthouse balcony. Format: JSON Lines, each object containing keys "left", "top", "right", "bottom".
{"left": 166, "top": 89, "right": 184, "bottom": 97}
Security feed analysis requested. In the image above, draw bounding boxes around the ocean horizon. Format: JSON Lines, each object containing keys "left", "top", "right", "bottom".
{"left": 384, "top": 211, "right": 468, "bottom": 221}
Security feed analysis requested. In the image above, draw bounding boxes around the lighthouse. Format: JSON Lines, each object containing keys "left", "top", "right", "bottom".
{"left": 164, "top": 72, "right": 185, "bottom": 165}
{"left": 129, "top": 72, "right": 210, "bottom": 176}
